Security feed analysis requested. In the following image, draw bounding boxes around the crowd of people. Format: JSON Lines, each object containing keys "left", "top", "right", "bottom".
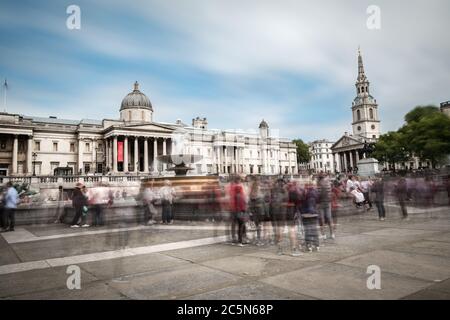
{"left": 0, "top": 173, "right": 448, "bottom": 261}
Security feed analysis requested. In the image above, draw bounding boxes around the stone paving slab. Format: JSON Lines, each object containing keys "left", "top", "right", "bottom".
{"left": 200, "top": 255, "right": 317, "bottom": 279}
{"left": 422, "top": 232, "right": 450, "bottom": 243}
{"left": 186, "top": 282, "right": 315, "bottom": 300}
{"left": 260, "top": 263, "right": 431, "bottom": 300}
{"left": 335, "top": 249, "right": 450, "bottom": 282}
{"left": 79, "top": 252, "right": 190, "bottom": 280}
{"left": 423, "top": 278, "right": 450, "bottom": 294}
{"left": 401, "top": 289, "right": 450, "bottom": 300}
{"left": 108, "top": 264, "right": 242, "bottom": 299}
{"left": 361, "top": 228, "right": 439, "bottom": 237}
{"left": 9, "top": 228, "right": 223, "bottom": 262}
{"left": 0, "top": 266, "right": 98, "bottom": 298}
{"left": 0, "top": 237, "right": 20, "bottom": 266}
{"left": 162, "top": 243, "right": 259, "bottom": 263}
{"left": 7, "top": 281, "right": 127, "bottom": 300}
{"left": 389, "top": 240, "right": 450, "bottom": 258}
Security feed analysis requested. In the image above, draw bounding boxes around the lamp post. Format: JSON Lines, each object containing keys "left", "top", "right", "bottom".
{"left": 32, "top": 152, "right": 37, "bottom": 176}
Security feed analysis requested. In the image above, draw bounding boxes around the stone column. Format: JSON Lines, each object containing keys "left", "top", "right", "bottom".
{"left": 27, "top": 136, "right": 33, "bottom": 174}
{"left": 144, "top": 138, "right": 149, "bottom": 173}
{"left": 78, "top": 138, "right": 83, "bottom": 174}
{"left": 163, "top": 138, "right": 167, "bottom": 172}
{"left": 112, "top": 136, "right": 118, "bottom": 173}
{"left": 134, "top": 136, "right": 139, "bottom": 173}
{"left": 123, "top": 136, "right": 128, "bottom": 173}
{"left": 91, "top": 139, "right": 96, "bottom": 173}
{"left": 11, "top": 135, "right": 18, "bottom": 175}
{"left": 153, "top": 138, "right": 158, "bottom": 173}
{"left": 343, "top": 152, "right": 347, "bottom": 172}
{"left": 236, "top": 147, "right": 240, "bottom": 174}
{"left": 108, "top": 139, "right": 113, "bottom": 171}
{"left": 216, "top": 146, "right": 220, "bottom": 173}
{"left": 104, "top": 139, "right": 108, "bottom": 172}
{"left": 224, "top": 146, "right": 228, "bottom": 174}
{"left": 348, "top": 151, "right": 353, "bottom": 171}
{"left": 288, "top": 149, "right": 292, "bottom": 175}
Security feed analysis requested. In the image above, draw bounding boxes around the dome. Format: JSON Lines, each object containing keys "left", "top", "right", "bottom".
{"left": 120, "top": 81, "right": 153, "bottom": 111}
{"left": 259, "top": 119, "right": 269, "bottom": 128}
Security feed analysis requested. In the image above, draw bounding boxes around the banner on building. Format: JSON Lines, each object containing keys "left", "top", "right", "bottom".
{"left": 117, "top": 141, "right": 124, "bottom": 162}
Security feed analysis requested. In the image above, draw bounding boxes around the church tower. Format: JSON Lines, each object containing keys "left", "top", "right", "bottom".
{"left": 351, "top": 49, "right": 380, "bottom": 140}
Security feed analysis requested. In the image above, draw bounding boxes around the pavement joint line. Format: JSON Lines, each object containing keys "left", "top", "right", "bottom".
{"left": 1, "top": 225, "right": 230, "bottom": 244}
{"left": 0, "top": 235, "right": 228, "bottom": 276}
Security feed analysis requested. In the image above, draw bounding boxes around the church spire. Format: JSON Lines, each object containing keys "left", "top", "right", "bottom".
{"left": 357, "top": 47, "right": 366, "bottom": 82}
{"left": 355, "top": 47, "right": 369, "bottom": 96}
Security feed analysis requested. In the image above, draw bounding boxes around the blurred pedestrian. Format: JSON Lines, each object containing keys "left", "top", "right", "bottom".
{"left": 372, "top": 177, "right": 386, "bottom": 221}
{"left": 395, "top": 177, "right": 409, "bottom": 220}
{"left": 300, "top": 183, "right": 320, "bottom": 252}
{"left": 229, "top": 176, "right": 248, "bottom": 246}
{"left": 1, "top": 182, "right": 18, "bottom": 232}
{"left": 160, "top": 180, "right": 176, "bottom": 224}
{"left": 318, "top": 175, "right": 334, "bottom": 240}
{"left": 70, "top": 182, "right": 89, "bottom": 228}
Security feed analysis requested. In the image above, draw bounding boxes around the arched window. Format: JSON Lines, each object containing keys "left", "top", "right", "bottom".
{"left": 357, "top": 109, "right": 361, "bottom": 121}
{"left": 361, "top": 86, "right": 364, "bottom": 93}
{"left": 369, "top": 108, "right": 374, "bottom": 119}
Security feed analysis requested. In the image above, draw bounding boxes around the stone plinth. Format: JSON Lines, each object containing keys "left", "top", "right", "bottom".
{"left": 357, "top": 157, "right": 379, "bottom": 177}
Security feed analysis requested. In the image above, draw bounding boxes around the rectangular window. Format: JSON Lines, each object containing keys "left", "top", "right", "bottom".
{"left": 35, "top": 141, "right": 40, "bottom": 151}
{"left": 70, "top": 143, "right": 75, "bottom": 152}
{"left": 53, "top": 142, "right": 58, "bottom": 152}
{"left": 85, "top": 143, "right": 90, "bottom": 152}
{"left": 84, "top": 163, "right": 90, "bottom": 174}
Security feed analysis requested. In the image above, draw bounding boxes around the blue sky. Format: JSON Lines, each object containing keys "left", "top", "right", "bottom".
{"left": 1, "top": 0, "right": 449, "bottom": 141}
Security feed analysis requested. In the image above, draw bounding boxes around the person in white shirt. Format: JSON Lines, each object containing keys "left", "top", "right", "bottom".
{"left": 350, "top": 186, "right": 368, "bottom": 210}
{"left": 1, "top": 182, "right": 18, "bottom": 232}
{"left": 346, "top": 176, "right": 355, "bottom": 193}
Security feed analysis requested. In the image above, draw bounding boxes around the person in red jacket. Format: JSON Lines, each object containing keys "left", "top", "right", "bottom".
{"left": 228, "top": 175, "right": 248, "bottom": 246}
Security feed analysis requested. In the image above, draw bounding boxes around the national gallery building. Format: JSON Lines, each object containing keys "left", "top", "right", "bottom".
{"left": 0, "top": 82, "right": 298, "bottom": 177}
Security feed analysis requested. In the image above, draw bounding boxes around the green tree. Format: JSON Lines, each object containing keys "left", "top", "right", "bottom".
{"left": 404, "top": 105, "right": 440, "bottom": 124}
{"left": 401, "top": 107, "right": 450, "bottom": 168}
{"left": 372, "top": 131, "right": 410, "bottom": 171}
{"left": 293, "top": 139, "right": 311, "bottom": 164}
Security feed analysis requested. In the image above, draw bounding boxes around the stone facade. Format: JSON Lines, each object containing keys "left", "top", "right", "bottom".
{"left": 0, "top": 82, "right": 297, "bottom": 177}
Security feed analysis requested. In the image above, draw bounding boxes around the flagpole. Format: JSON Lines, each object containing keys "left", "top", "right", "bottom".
{"left": 3, "top": 79, "right": 7, "bottom": 113}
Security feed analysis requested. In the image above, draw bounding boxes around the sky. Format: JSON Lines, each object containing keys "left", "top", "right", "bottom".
{"left": 0, "top": 0, "right": 449, "bottom": 142}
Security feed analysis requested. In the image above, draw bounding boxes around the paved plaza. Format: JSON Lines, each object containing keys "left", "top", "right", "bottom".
{"left": 0, "top": 204, "right": 449, "bottom": 300}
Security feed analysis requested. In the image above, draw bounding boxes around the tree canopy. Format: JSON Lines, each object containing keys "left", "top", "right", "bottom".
{"left": 373, "top": 105, "right": 450, "bottom": 168}
{"left": 292, "top": 139, "right": 311, "bottom": 164}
